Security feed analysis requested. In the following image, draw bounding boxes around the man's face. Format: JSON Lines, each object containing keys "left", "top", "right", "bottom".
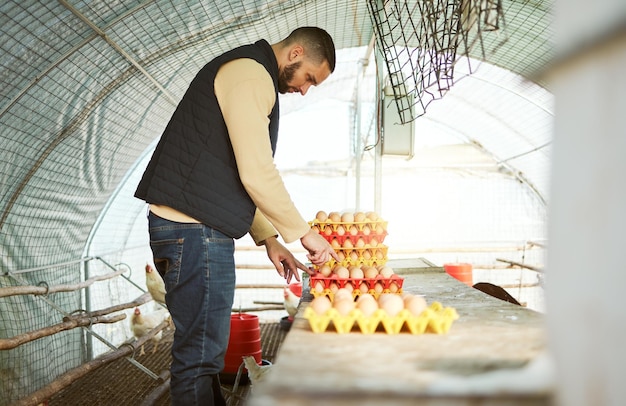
{"left": 278, "top": 59, "right": 331, "bottom": 95}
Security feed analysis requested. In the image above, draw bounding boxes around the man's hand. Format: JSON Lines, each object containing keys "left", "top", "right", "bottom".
{"left": 263, "top": 236, "right": 312, "bottom": 283}
{"left": 300, "top": 229, "right": 341, "bottom": 266}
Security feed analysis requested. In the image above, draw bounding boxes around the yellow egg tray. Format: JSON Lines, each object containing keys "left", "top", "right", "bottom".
{"left": 303, "top": 302, "right": 459, "bottom": 335}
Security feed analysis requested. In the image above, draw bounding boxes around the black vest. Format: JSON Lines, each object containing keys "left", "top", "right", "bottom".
{"left": 135, "top": 40, "right": 280, "bottom": 238}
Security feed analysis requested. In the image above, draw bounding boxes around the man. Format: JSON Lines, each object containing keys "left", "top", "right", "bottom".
{"left": 134, "top": 27, "right": 339, "bottom": 405}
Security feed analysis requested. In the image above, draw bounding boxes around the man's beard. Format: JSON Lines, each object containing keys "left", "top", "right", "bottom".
{"left": 278, "top": 61, "right": 302, "bottom": 94}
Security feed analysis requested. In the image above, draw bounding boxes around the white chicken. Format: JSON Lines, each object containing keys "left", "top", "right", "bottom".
{"left": 145, "top": 263, "right": 166, "bottom": 305}
{"left": 283, "top": 286, "right": 300, "bottom": 321}
{"left": 242, "top": 355, "right": 273, "bottom": 387}
{"left": 130, "top": 307, "right": 169, "bottom": 356}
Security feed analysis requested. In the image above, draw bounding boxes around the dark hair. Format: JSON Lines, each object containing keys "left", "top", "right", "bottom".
{"left": 285, "top": 27, "right": 336, "bottom": 72}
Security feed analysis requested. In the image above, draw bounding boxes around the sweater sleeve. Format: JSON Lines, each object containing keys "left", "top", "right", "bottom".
{"left": 214, "top": 58, "right": 311, "bottom": 243}
{"left": 249, "top": 208, "right": 278, "bottom": 246}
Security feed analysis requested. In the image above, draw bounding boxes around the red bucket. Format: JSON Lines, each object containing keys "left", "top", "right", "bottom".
{"left": 222, "top": 313, "right": 261, "bottom": 375}
{"left": 444, "top": 263, "right": 473, "bottom": 286}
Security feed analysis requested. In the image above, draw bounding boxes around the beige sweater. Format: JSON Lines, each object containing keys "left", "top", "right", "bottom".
{"left": 151, "top": 58, "right": 310, "bottom": 245}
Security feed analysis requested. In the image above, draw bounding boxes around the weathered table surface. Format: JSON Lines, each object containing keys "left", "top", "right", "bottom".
{"left": 249, "top": 258, "right": 552, "bottom": 406}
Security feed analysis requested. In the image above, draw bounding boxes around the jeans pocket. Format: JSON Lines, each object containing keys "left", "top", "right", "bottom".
{"left": 150, "top": 237, "right": 184, "bottom": 292}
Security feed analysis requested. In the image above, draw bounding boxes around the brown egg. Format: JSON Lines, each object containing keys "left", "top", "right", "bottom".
{"left": 331, "top": 239, "right": 341, "bottom": 249}
{"left": 336, "top": 251, "right": 346, "bottom": 261}
{"left": 354, "top": 212, "right": 366, "bottom": 222}
{"left": 318, "top": 264, "right": 332, "bottom": 277}
{"left": 404, "top": 294, "right": 427, "bottom": 316}
{"left": 349, "top": 225, "right": 359, "bottom": 236}
{"left": 329, "top": 282, "right": 339, "bottom": 293}
{"left": 356, "top": 296, "right": 379, "bottom": 317}
{"left": 378, "top": 293, "right": 404, "bottom": 316}
{"left": 316, "top": 210, "right": 328, "bottom": 222}
{"left": 323, "top": 226, "right": 333, "bottom": 236}
{"left": 373, "top": 282, "right": 384, "bottom": 294}
{"left": 336, "top": 225, "right": 346, "bottom": 236}
{"left": 375, "top": 224, "right": 385, "bottom": 235}
{"left": 310, "top": 296, "right": 332, "bottom": 314}
{"left": 358, "top": 282, "right": 370, "bottom": 293}
{"left": 334, "top": 288, "right": 353, "bottom": 302}
{"left": 328, "top": 212, "right": 341, "bottom": 222}
{"left": 379, "top": 266, "right": 394, "bottom": 278}
{"left": 343, "top": 238, "right": 354, "bottom": 248}
{"left": 375, "top": 249, "right": 385, "bottom": 259}
{"left": 341, "top": 212, "right": 354, "bottom": 223}
{"left": 370, "top": 237, "right": 379, "bottom": 247}
{"left": 363, "top": 266, "right": 379, "bottom": 279}
{"left": 362, "top": 225, "right": 371, "bottom": 236}
{"left": 343, "top": 283, "right": 354, "bottom": 293}
{"left": 366, "top": 211, "right": 379, "bottom": 221}
{"left": 362, "top": 249, "right": 372, "bottom": 260}
{"left": 334, "top": 266, "right": 350, "bottom": 278}
{"left": 314, "top": 281, "right": 325, "bottom": 293}
{"left": 389, "top": 282, "right": 400, "bottom": 293}
{"left": 349, "top": 266, "right": 364, "bottom": 279}
{"left": 355, "top": 238, "right": 366, "bottom": 248}
{"left": 349, "top": 251, "right": 359, "bottom": 261}
{"left": 333, "top": 298, "right": 355, "bottom": 316}
{"left": 311, "top": 225, "right": 320, "bottom": 234}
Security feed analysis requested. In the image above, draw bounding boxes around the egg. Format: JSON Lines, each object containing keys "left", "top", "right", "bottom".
{"left": 349, "top": 266, "right": 364, "bottom": 279}
{"left": 331, "top": 239, "right": 341, "bottom": 249}
{"left": 375, "top": 224, "right": 385, "bottom": 235}
{"left": 375, "top": 249, "right": 385, "bottom": 259}
{"left": 369, "top": 237, "right": 379, "bottom": 247}
{"left": 311, "top": 225, "right": 320, "bottom": 234}
{"left": 343, "top": 283, "right": 354, "bottom": 293}
{"left": 355, "top": 238, "right": 366, "bottom": 248}
{"left": 333, "top": 298, "right": 355, "bottom": 316}
{"left": 336, "top": 225, "right": 346, "bottom": 236}
{"left": 388, "top": 281, "right": 400, "bottom": 293}
{"left": 314, "top": 281, "right": 325, "bottom": 293}
{"left": 354, "top": 212, "right": 366, "bottom": 222}
{"left": 362, "top": 249, "right": 372, "bottom": 260}
{"left": 349, "top": 225, "right": 358, "bottom": 236}
{"left": 329, "top": 282, "right": 339, "bottom": 293}
{"left": 362, "top": 225, "right": 371, "bottom": 236}
{"left": 341, "top": 212, "right": 354, "bottom": 223}
{"left": 404, "top": 294, "right": 428, "bottom": 316}
{"left": 310, "top": 296, "right": 332, "bottom": 314}
{"left": 318, "top": 264, "right": 332, "bottom": 277}
{"left": 373, "top": 282, "right": 384, "bottom": 294}
{"left": 358, "top": 282, "right": 370, "bottom": 293}
{"left": 379, "top": 266, "right": 394, "bottom": 278}
{"left": 349, "top": 251, "right": 359, "bottom": 261}
{"left": 378, "top": 293, "right": 404, "bottom": 316}
{"left": 343, "top": 238, "right": 353, "bottom": 248}
{"left": 328, "top": 211, "right": 341, "bottom": 222}
{"left": 334, "top": 288, "right": 353, "bottom": 302}
{"left": 356, "top": 296, "right": 379, "bottom": 317}
{"left": 366, "top": 211, "right": 379, "bottom": 221}
{"left": 316, "top": 210, "right": 328, "bottom": 222}
{"left": 363, "top": 266, "right": 378, "bottom": 279}
{"left": 323, "top": 226, "right": 333, "bottom": 236}
{"left": 336, "top": 250, "right": 346, "bottom": 261}
{"left": 334, "top": 266, "right": 350, "bottom": 278}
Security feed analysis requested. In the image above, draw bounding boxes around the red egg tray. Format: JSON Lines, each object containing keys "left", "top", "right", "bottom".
{"left": 309, "top": 273, "right": 404, "bottom": 300}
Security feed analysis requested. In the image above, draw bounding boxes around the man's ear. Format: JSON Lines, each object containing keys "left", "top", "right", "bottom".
{"left": 290, "top": 45, "right": 304, "bottom": 61}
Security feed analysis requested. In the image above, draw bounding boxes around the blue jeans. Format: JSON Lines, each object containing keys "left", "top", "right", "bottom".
{"left": 148, "top": 212, "right": 235, "bottom": 406}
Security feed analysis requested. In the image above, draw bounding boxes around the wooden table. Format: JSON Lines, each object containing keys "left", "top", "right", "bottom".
{"left": 248, "top": 258, "right": 552, "bottom": 405}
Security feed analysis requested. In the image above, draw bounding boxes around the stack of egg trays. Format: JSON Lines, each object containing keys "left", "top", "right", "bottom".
{"left": 303, "top": 301, "right": 459, "bottom": 335}
{"left": 309, "top": 273, "right": 404, "bottom": 300}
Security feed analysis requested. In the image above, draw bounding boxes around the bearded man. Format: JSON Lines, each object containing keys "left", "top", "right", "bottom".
{"left": 134, "top": 27, "right": 339, "bottom": 405}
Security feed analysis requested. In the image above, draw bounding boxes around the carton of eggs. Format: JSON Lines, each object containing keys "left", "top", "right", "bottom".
{"left": 304, "top": 290, "right": 459, "bottom": 335}
{"left": 309, "top": 210, "right": 389, "bottom": 247}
